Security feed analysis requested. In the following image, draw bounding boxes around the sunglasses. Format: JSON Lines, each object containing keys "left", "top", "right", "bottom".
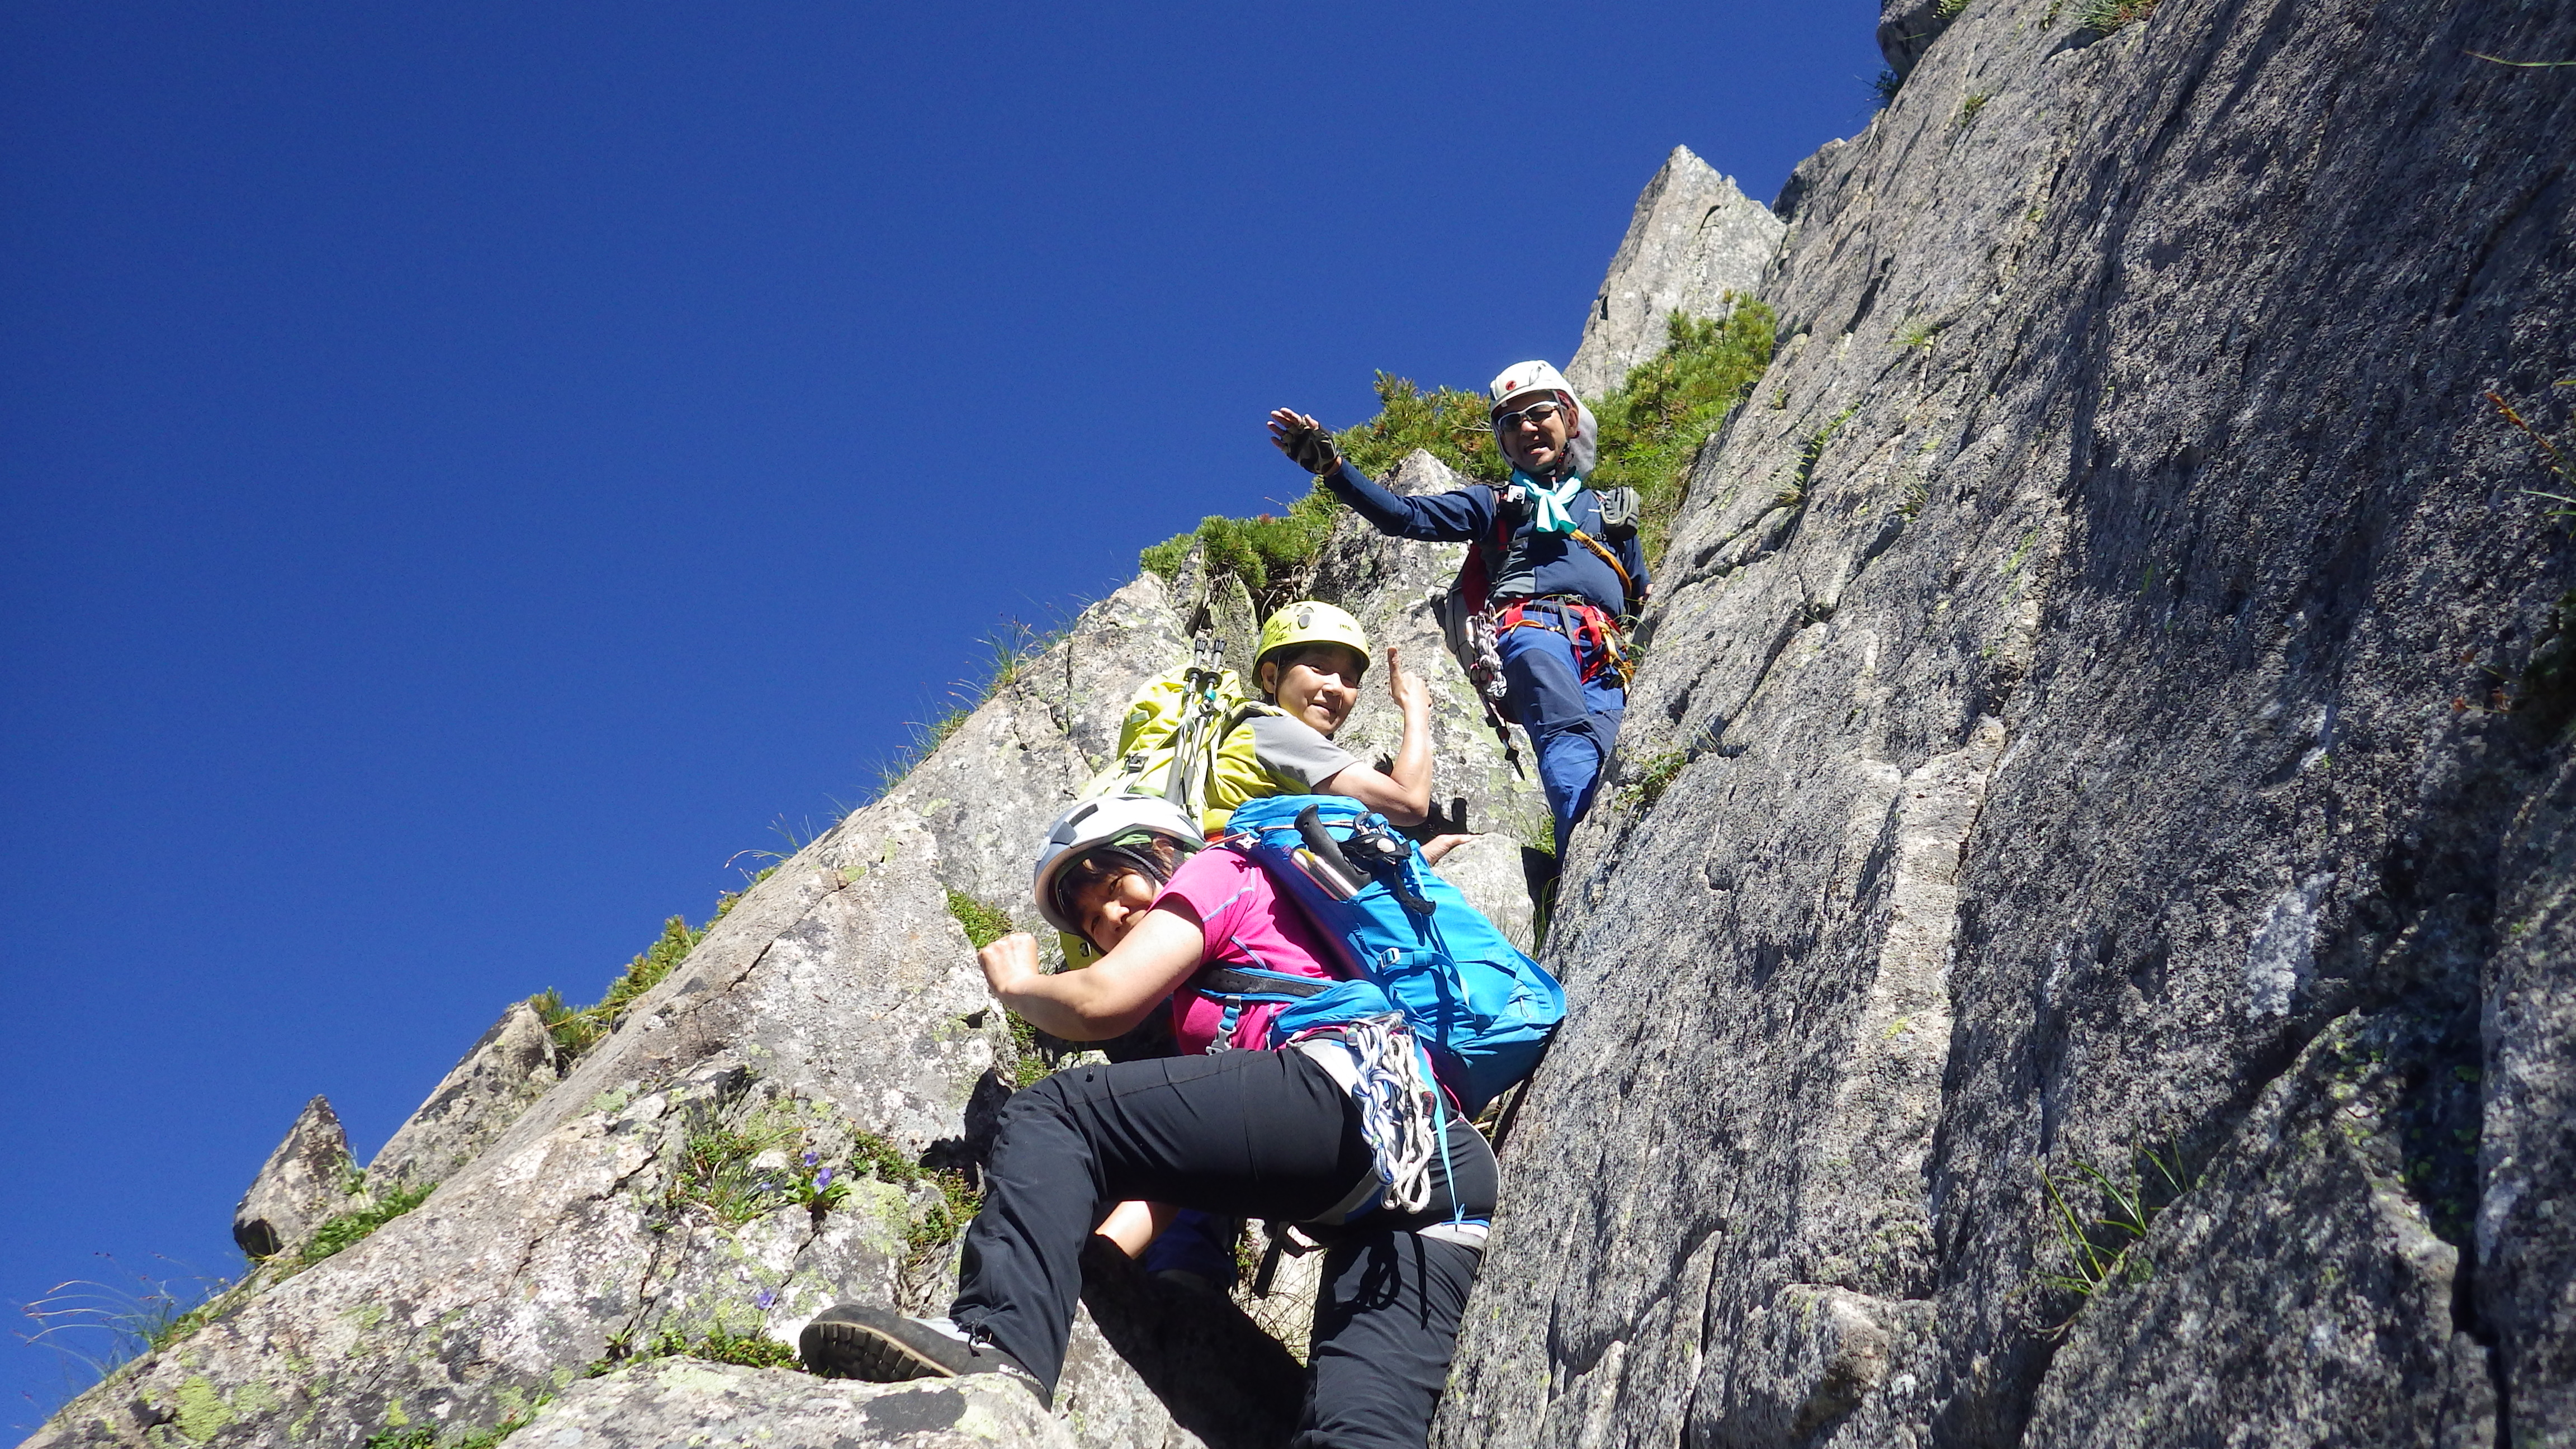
{"left": 1492, "top": 398, "right": 1570, "bottom": 431}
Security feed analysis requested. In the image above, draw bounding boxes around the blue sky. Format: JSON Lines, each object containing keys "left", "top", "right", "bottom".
{"left": 1, "top": 0, "right": 1882, "bottom": 1421}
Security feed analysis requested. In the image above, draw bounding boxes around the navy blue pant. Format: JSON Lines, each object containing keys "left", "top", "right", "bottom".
{"left": 1496, "top": 607, "right": 1625, "bottom": 857}
{"left": 1142, "top": 1208, "right": 1239, "bottom": 1285}
{"left": 953, "top": 1050, "right": 1494, "bottom": 1449}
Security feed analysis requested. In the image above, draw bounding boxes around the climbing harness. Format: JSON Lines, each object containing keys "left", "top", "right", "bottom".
{"left": 1432, "top": 476, "right": 1643, "bottom": 762}
{"left": 1496, "top": 596, "right": 1635, "bottom": 689}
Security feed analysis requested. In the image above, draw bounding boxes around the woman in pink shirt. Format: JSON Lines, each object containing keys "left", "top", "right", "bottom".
{"left": 801, "top": 795, "right": 1497, "bottom": 1449}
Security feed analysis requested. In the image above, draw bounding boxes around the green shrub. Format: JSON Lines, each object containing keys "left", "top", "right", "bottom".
{"left": 1589, "top": 303, "right": 1780, "bottom": 568}
{"left": 1138, "top": 486, "right": 1342, "bottom": 609}
{"left": 363, "top": 1400, "right": 548, "bottom": 1449}
{"left": 655, "top": 1326, "right": 801, "bottom": 1371}
{"left": 2076, "top": 0, "right": 2157, "bottom": 31}
{"left": 16, "top": 1258, "right": 249, "bottom": 1375}
{"left": 1770, "top": 404, "right": 1860, "bottom": 512}
{"left": 951, "top": 889, "right": 1058, "bottom": 1085}
{"left": 301, "top": 1182, "right": 437, "bottom": 1266}
{"left": 2037, "top": 1147, "right": 2193, "bottom": 1306}
{"left": 1140, "top": 306, "right": 1772, "bottom": 603}
{"left": 661, "top": 1101, "right": 853, "bottom": 1227}
{"left": 1621, "top": 751, "right": 1691, "bottom": 809}
{"left": 944, "top": 889, "right": 1015, "bottom": 950}
{"left": 1006, "top": 1014, "right": 1053, "bottom": 1088}
{"left": 583, "top": 1325, "right": 803, "bottom": 1381}
{"left": 538, "top": 873, "right": 773, "bottom": 1059}
{"left": 1332, "top": 373, "right": 1508, "bottom": 483}
{"left": 1138, "top": 372, "right": 1509, "bottom": 604}
{"left": 906, "top": 1168, "right": 983, "bottom": 1263}
{"left": 844, "top": 1129, "right": 983, "bottom": 1266}
{"left": 145, "top": 1278, "right": 251, "bottom": 1352}
{"left": 864, "top": 618, "right": 1073, "bottom": 799}
{"left": 834, "top": 1124, "right": 984, "bottom": 1258}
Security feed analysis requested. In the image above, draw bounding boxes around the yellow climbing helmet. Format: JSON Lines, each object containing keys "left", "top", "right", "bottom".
{"left": 1255, "top": 601, "right": 1370, "bottom": 677}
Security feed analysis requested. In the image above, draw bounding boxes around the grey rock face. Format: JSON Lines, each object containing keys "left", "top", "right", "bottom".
{"left": 44, "top": 6, "right": 2575, "bottom": 1448}
{"left": 369, "top": 999, "right": 560, "bottom": 1189}
{"left": 518, "top": 1360, "right": 1068, "bottom": 1449}
{"left": 1442, "top": 2, "right": 2576, "bottom": 1448}
{"left": 230, "top": 1095, "right": 356, "bottom": 1260}
{"left": 2025, "top": 1014, "right": 2496, "bottom": 1447}
{"left": 1563, "top": 148, "right": 1784, "bottom": 399}
{"left": 31, "top": 588, "right": 1187, "bottom": 1449}
{"left": 2481, "top": 749, "right": 2576, "bottom": 1434}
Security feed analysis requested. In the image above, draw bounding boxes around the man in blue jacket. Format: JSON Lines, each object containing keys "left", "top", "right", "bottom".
{"left": 1268, "top": 361, "right": 1646, "bottom": 860}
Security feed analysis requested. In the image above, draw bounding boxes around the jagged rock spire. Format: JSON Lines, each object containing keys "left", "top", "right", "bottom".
{"left": 1562, "top": 146, "right": 1783, "bottom": 399}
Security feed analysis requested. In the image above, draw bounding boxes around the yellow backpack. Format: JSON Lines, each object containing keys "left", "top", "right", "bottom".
{"left": 1062, "top": 636, "right": 1284, "bottom": 968}
{"left": 1081, "top": 633, "right": 1286, "bottom": 834}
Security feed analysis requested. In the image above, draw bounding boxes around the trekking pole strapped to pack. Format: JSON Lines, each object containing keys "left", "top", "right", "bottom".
{"left": 1081, "top": 631, "right": 1278, "bottom": 835}
{"left": 1158, "top": 632, "right": 1230, "bottom": 815}
{"left": 1200, "top": 794, "right": 1566, "bottom": 1115}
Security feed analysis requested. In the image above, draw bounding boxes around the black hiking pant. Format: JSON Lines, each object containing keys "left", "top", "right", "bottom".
{"left": 951, "top": 1049, "right": 1497, "bottom": 1449}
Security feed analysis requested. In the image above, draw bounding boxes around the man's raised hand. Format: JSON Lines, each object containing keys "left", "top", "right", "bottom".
{"left": 1268, "top": 408, "right": 1342, "bottom": 476}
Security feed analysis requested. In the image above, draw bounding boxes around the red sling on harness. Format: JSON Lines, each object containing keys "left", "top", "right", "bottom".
{"left": 1494, "top": 597, "right": 1633, "bottom": 689}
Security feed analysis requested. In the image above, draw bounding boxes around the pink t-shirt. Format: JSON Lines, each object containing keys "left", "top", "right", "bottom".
{"left": 1153, "top": 849, "right": 1343, "bottom": 1055}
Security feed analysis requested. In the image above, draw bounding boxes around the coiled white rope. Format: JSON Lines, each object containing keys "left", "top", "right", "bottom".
{"left": 1337, "top": 1012, "right": 1445, "bottom": 1215}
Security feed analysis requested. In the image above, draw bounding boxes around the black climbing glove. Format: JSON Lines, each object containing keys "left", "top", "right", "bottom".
{"left": 1279, "top": 417, "right": 1341, "bottom": 476}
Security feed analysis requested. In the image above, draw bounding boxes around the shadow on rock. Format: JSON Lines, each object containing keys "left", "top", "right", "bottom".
{"left": 1077, "top": 1236, "right": 1306, "bottom": 1449}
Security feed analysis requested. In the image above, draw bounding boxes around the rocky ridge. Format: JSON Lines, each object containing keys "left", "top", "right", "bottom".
{"left": 25, "top": 465, "right": 1546, "bottom": 1449}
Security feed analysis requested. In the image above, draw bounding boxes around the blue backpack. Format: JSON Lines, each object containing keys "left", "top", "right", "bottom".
{"left": 1197, "top": 795, "right": 1565, "bottom": 1114}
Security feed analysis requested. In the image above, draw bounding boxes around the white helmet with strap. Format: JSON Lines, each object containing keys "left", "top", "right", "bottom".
{"left": 1031, "top": 793, "right": 1205, "bottom": 938}
{"left": 1488, "top": 359, "right": 1598, "bottom": 474}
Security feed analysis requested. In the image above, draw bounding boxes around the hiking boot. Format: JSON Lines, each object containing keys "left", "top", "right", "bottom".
{"left": 799, "top": 1305, "right": 1041, "bottom": 1399}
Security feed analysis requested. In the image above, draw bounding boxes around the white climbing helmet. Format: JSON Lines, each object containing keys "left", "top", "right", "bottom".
{"left": 1030, "top": 793, "right": 1205, "bottom": 937}
{"left": 1487, "top": 359, "right": 1598, "bottom": 473}
{"left": 1488, "top": 359, "right": 1577, "bottom": 411}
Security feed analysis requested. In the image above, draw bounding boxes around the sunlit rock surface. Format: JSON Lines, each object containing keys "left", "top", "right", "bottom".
{"left": 229, "top": 1096, "right": 356, "bottom": 1261}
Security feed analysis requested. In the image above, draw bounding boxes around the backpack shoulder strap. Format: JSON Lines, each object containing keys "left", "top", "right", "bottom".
{"left": 1485, "top": 483, "right": 1517, "bottom": 565}
{"left": 1450, "top": 484, "right": 1516, "bottom": 609}
{"left": 1194, "top": 964, "right": 1335, "bottom": 999}
{"left": 1569, "top": 528, "right": 1639, "bottom": 612}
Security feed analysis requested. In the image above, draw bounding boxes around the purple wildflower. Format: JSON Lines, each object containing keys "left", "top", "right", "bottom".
{"left": 813, "top": 1169, "right": 834, "bottom": 1190}
{"left": 802, "top": 1150, "right": 818, "bottom": 1168}
{"left": 755, "top": 1289, "right": 777, "bottom": 1310}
